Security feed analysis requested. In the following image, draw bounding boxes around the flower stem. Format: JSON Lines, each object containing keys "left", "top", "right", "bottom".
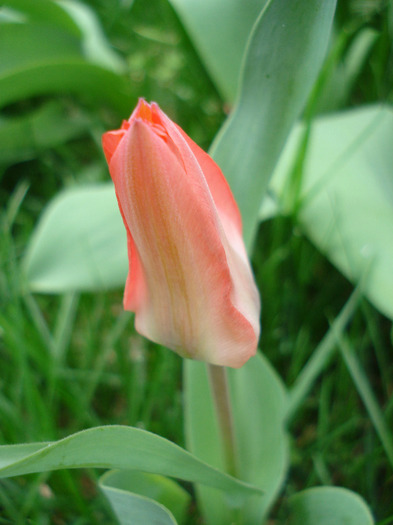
{"left": 207, "top": 363, "right": 238, "bottom": 477}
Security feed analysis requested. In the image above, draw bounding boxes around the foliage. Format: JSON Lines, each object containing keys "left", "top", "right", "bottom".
{"left": 0, "top": 0, "right": 392, "bottom": 523}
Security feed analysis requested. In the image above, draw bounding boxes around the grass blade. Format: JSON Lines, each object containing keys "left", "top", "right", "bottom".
{"left": 287, "top": 286, "right": 361, "bottom": 421}
{"left": 337, "top": 334, "right": 393, "bottom": 468}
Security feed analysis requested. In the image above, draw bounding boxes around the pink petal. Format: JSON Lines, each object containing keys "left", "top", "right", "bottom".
{"left": 103, "top": 100, "right": 260, "bottom": 367}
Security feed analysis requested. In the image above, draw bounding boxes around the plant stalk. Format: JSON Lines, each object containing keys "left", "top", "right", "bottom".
{"left": 207, "top": 363, "right": 238, "bottom": 477}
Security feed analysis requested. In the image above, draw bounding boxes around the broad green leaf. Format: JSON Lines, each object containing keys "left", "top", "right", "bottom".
{"left": 57, "top": 0, "right": 126, "bottom": 73}
{"left": 0, "top": 23, "right": 81, "bottom": 75}
{"left": 167, "top": 0, "right": 267, "bottom": 102}
{"left": 0, "top": 60, "right": 132, "bottom": 113}
{"left": 289, "top": 487, "right": 374, "bottom": 525}
{"left": 184, "top": 353, "right": 288, "bottom": 525}
{"left": 100, "top": 470, "right": 191, "bottom": 525}
{"left": 0, "top": 102, "right": 90, "bottom": 166}
{"left": 210, "top": 0, "right": 337, "bottom": 248}
{"left": 2, "top": 0, "right": 126, "bottom": 74}
{"left": 269, "top": 105, "right": 393, "bottom": 321}
{"left": 24, "top": 184, "right": 127, "bottom": 292}
{"left": 2, "top": 0, "right": 81, "bottom": 36}
{"left": 0, "top": 20, "right": 131, "bottom": 112}
{"left": 101, "top": 486, "right": 179, "bottom": 525}
{"left": 0, "top": 426, "right": 262, "bottom": 502}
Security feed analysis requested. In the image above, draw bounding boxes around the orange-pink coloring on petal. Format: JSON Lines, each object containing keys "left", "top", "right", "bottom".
{"left": 102, "top": 99, "right": 260, "bottom": 368}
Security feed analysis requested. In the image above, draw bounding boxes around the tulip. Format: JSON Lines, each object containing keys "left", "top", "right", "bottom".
{"left": 102, "top": 99, "right": 260, "bottom": 368}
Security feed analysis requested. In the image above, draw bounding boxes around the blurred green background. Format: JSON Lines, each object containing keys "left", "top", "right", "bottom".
{"left": 0, "top": 0, "right": 392, "bottom": 523}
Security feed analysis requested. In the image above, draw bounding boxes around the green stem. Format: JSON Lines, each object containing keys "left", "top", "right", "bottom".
{"left": 207, "top": 364, "right": 238, "bottom": 477}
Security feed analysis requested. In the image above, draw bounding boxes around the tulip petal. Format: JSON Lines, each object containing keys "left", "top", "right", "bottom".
{"left": 116, "top": 200, "right": 146, "bottom": 313}
{"left": 102, "top": 129, "right": 126, "bottom": 165}
{"left": 158, "top": 109, "right": 243, "bottom": 232}
{"left": 103, "top": 100, "right": 260, "bottom": 367}
{"left": 149, "top": 104, "right": 260, "bottom": 346}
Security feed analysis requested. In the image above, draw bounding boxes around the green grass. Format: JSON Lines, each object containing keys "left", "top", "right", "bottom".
{"left": 0, "top": 0, "right": 392, "bottom": 523}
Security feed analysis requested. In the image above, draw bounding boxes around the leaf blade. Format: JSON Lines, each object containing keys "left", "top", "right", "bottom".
{"left": 211, "top": 0, "right": 337, "bottom": 247}
{"left": 100, "top": 470, "right": 191, "bottom": 525}
{"left": 270, "top": 105, "right": 393, "bottom": 321}
{"left": 24, "top": 184, "right": 127, "bottom": 292}
{"left": 289, "top": 486, "right": 374, "bottom": 525}
{"left": 0, "top": 426, "right": 262, "bottom": 502}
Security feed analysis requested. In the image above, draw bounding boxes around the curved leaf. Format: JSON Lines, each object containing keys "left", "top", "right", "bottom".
{"left": 100, "top": 470, "right": 190, "bottom": 525}
{"left": 24, "top": 184, "right": 127, "bottom": 292}
{"left": 270, "top": 105, "right": 393, "bottom": 321}
{"left": 0, "top": 426, "right": 261, "bottom": 503}
{"left": 0, "top": 60, "right": 132, "bottom": 114}
{"left": 211, "top": 0, "right": 337, "bottom": 247}
{"left": 0, "top": 23, "right": 81, "bottom": 74}
{"left": 57, "top": 0, "right": 126, "bottom": 72}
{"left": 289, "top": 486, "right": 374, "bottom": 525}
{"left": 2, "top": 0, "right": 81, "bottom": 36}
{"left": 0, "top": 21, "right": 131, "bottom": 112}
{"left": 102, "top": 486, "right": 179, "bottom": 525}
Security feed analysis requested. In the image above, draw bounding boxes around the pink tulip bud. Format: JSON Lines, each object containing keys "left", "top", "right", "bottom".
{"left": 102, "top": 99, "right": 260, "bottom": 368}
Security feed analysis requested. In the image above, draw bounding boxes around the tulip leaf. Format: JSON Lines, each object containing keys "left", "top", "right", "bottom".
{"left": 24, "top": 184, "right": 127, "bottom": 292}
{"left": 0, "top": 426, "right": 262, "bottom": 502}
{"left": 3, "top": 0, "right": 125, "bottom": 73}
{"left": 1, "top": 61, "right": 132, "bottom": 114}
{"left": 101, "top": 486, "right": 179, "bottom": 525}
{"left": 102, "top": 490, "right": 179, "bottom": 525}
{"left": 0, "top": 102, "right": 90, "bottom": 166}
{"left": 0, "top": 12, "right": 131, "bottom": 113}
{"left": 0, "top": 22, "right": 81, "bottom": 73}
{"left": 184, "top": 353, "right": 289, "bottom": 525}
{"left": 100, "top": 470, "right": 191, "bottom": 525}
{"left": 2, "top": 0, "right": 81, "bottom": 36}
{"left": 269, "top": 105, "right": 393, "bottom": 321}
{"left": 56, "top": 0, "right": 126, "bottom": 73}
{"left": 210, "top": 0, "right": 337, "bottom": 248}
{"left": 167, "top": 0, "right": 267, "bottom": 103}
{"left": 288, "top": 487, "right": 374, "bottom": 525}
